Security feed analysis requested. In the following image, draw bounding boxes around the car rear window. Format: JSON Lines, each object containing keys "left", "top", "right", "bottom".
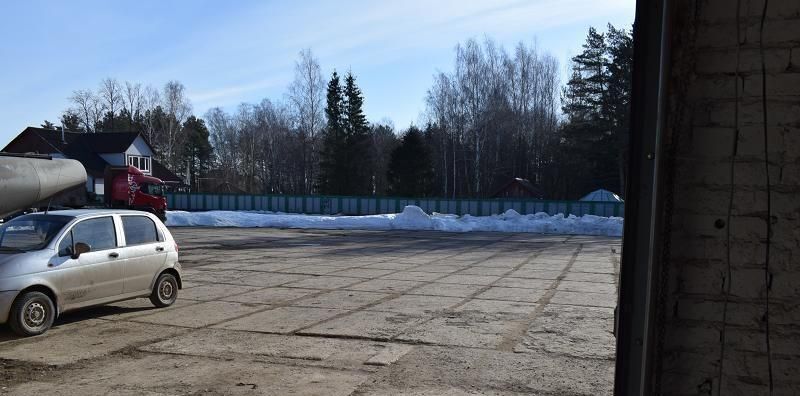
{"left": 122, "top": 216, "right": 158, "bottom": 245}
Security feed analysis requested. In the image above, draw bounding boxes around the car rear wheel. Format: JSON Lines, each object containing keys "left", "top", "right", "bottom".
{"left": 150, "top": 273, "right": 178, "bottom": 308}
{"left": 8, "top": 291, "right": 55, "bottom": 337}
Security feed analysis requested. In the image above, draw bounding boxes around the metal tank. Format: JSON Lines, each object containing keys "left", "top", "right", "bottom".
{"left": 0, "top": 153, "right": 87, "bottom": 218}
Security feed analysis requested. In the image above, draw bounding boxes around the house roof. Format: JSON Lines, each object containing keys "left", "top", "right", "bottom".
{"left": 2, "top": 127, "right": 180, "bottom": 182}
{"left": 491, "top": 177, "right": 544, "bottom": 198}
{"left": 151, "top": 158, "right": 182, "bottom": 183}
{"left": 209, "top": 181, "right": 246, "bottom": 194}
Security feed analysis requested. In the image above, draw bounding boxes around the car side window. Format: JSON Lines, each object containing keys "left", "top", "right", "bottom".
{"left": 121, "top": 216, "right": 158, "bottom": 245}
{"left": 71, "top": 217, "right": 117, "bottom": 251}
{"left": 58, "top": 230, "right": 73, "bottom": 257}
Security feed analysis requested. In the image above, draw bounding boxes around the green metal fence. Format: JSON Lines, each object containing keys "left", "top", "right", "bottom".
{"left": 165, "top": 193, "right": 624, "bottom": 218}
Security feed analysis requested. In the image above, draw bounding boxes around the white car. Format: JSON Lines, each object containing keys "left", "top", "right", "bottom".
{"left": 0, "top": 209, "right": 181, "bottom": 336}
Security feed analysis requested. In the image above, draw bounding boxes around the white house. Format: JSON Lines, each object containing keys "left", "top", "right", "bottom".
{"left": 2, "top": 127, "right": 181, "bottom": 195}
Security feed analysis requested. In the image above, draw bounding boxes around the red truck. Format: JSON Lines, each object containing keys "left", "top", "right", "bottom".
{"left": 104, "top": 166, "right": 168, "bottom": 221}
{"left": 0, "top": 155, "right": 168, "bottom": 221}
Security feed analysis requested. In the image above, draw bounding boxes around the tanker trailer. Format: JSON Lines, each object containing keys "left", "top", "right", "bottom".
{"left": 0, "top": 153, "right": 87, "bottom": 219}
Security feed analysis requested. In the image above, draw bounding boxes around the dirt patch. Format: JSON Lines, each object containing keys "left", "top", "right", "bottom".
{"left": 0, "top": 358, "right": 61, "bottom": 389}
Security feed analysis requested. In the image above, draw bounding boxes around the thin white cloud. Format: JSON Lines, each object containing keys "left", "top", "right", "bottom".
{"left": 189, "top": 75, "right": 288, "bottom": 106}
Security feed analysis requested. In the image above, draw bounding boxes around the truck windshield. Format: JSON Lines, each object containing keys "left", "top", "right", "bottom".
{"left": 140, "top": 183, "right": 165, "bottom": 196}
{"left": 0, "top": 215, "right": 71, "bottom": 252}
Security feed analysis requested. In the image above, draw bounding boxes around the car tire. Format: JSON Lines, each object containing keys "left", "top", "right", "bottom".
{"left": 8, "top": 291, "right": 55, "bottom": 337}
{"left": 150, "top": 273, "right": 178, "bottom": 308}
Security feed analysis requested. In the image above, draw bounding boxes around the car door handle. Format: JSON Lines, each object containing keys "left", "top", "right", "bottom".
{"left": 155, "top": 246, "right": 164, "bottom": 252}
{"left": 109, "top": 252, "right": 119, "bottom": 258}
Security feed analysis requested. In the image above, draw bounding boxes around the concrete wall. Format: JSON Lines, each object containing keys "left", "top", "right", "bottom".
{"left": 657, "top": 0, "right": 799, "bottom": 394}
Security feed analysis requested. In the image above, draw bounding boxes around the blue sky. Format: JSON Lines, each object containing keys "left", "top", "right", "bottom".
{"left": 0, "top": 0, "right": 634, "bottom": 147}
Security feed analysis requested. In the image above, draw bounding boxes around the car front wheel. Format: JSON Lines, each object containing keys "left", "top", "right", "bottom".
{"left": 150, "top": 273, "right": 178, "bottom": 308}
{"left": 8, "top": 291, "right": 55, "bottom": 337}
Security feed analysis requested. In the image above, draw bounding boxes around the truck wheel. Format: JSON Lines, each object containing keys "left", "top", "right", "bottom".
{"left": 8, "top": 292, "right": 55, "bottom": 336}
{"left": 150, "top": 273, "right": 178, "bottom": 308}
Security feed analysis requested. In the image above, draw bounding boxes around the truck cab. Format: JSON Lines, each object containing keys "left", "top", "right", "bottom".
{"left": 104, "top": 166, "right": 168, "bottom": 221}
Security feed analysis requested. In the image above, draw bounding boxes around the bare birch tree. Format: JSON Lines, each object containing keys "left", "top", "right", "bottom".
{"left": 98, "top": 78, "right": 122, "bottom": 130}
{"left": 162, "top": 80, "right": 192, "bottom": 171}
{"left": 141, "top": 85, "right": 161, "bottom": 144}
{"left": 123, "top": 81, "right": 143, "bottom": 124}
{"left": 425, "top": 38, "right": 560, "bottom": 197}
{"left": 287, "top": 49, "right": 325, "bottom": 194}
{"left": 69, "top": 89, "right": 100, "bottom": 133}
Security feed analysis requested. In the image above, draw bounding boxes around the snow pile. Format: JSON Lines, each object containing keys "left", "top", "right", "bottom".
{"left": 166, "top": 205, "right": 623, "bottom": 237}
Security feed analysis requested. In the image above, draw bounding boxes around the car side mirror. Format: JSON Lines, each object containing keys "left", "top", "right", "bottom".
{"left": 72, "top": 242, "right": 91, "bottom": 259}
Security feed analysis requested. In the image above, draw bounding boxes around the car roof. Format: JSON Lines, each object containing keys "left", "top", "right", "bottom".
{"left": 34, "top": 209, "right": 154, "bottom": 219}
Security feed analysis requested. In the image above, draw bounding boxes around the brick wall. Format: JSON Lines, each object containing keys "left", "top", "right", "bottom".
{"left": 657, "top": 0, "right": 799, "bottom": 395}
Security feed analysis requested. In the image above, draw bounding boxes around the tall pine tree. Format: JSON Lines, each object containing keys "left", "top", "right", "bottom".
{"left": 605, "top": 24, "right": 633, "bottom": 195}
{"left": 181, "top": 116, "right": 213, "bottom": 192}
{"left": 343, "top": 71, "right": 371, "bottom": 195}
{"left": 560, "top": 25, "right": 631, "bottom": 198}
{"left": 318, "top": 71, "right": 347, "bottom": 194}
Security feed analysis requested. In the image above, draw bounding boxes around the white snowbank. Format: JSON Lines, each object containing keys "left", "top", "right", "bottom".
{"left": 166, "top": 206, "right": 623, "bottom": 237}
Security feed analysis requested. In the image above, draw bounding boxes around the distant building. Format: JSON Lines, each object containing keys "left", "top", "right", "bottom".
{"left": 491, "top": 178, "right": 543, "bottom": 199}
{"left": 579, "top": 189, "right": 624, "bottom": 202}
{"left": 208, "top": 181, "right": 246, "bottom": 194}
{"left": 2, "top": 127, "right": 181, "bottom": 195}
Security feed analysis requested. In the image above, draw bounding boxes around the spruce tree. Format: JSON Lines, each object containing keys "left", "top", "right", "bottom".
{"left": 387, "top": 127, "right": 434, "bottom": 197}
{"left": 342, "top": 71, "right": 371, "bottom": 195}
{"left": 318, "top": 71, "right": 347, "bottom": 194}
{"left": 181, "top": 116, "right": 213, "bottom": 192}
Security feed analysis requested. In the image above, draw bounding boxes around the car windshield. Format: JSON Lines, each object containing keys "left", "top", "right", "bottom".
{"left": 0, "top": 215, "right": 72, "bottom": 252}
{"left": 140, "top": 183, "right": 164, "bottom": 196}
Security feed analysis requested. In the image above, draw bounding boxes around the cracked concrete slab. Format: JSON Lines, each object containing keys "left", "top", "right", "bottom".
{"left": 396, "top": 310, "right": 519, "bottom": 349}
{"left": 550, "top": 290, "right": 617, "bottom": 308}
{"left": 140, "top": 328, "right": 414, "bottom": 369}
{"left": 0, "top": 228, "right": 621, "bottom": 395}
{"left": 350, "top": 344, "right": 615, "bottom": 395}
{"left": 300, "top": 310, "right": 430, "bottom": 340}
{"left": 292, "top": 290, "right": 390, "bottom": 310}
{"left": 214, "top": 306, "right": 347, "bottom": 334}
{"left": 508, "top": 269, "right": 563, "bottom": 279}
{"left": 380, "top": 271, "right": 447, "bottom": 282}
{"left": 284, "top": 275, "right": 365, "bottom": 289}
{"left": 563, "top": 272, "right": 617, "bottom": 284}
{"left": 0, "top": 320, "right": 184, "bottom": 365}
{"left": 228, "top": 272, "right": 312, "bottom": 287}
{"left": 345, "top": 279, "right": 424, "bottom": 293}
{"left": 407, "top": 282, "right": 486, "bottom": 297}
{"left": 494, "top": 277, "right": 552, "bottom": 289}
{"left": 515, "top": 305, "right": 616, "bottom": 360}
{"left": 366, "top": 295, "right": 464, "bottom": 315}
{"left": 131, "top": 301, "right": 264, "bottom": 328}
{"left": 435, "top": 274, "right": 502, "bottom": 285}
{"left": 475, "top": 286, "right": 548, "bottom": 303}
{"left": 221, "top": 286, "right": 320, "bottom": 305}
{"left": 178, "top": 283, "right": 262, "bottom": 301}
{"left": 8, "top": 353, "right": 371, "bottom": 396}
{"left": 557, "top": 280, "right": 617, "bottom": 294}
